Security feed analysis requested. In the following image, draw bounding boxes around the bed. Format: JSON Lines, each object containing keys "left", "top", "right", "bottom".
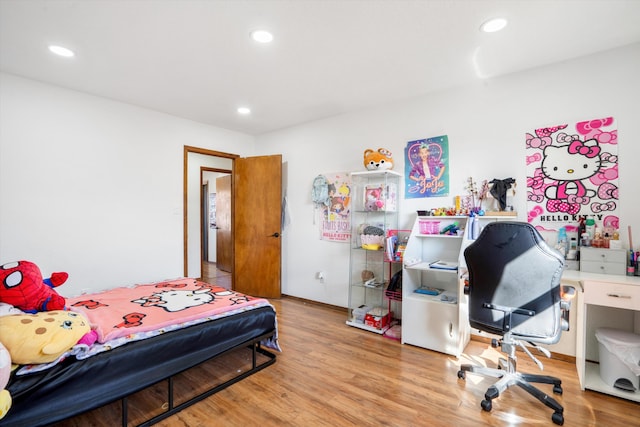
{"left": 2, "top": 278, "right": 280, "bottom": 426}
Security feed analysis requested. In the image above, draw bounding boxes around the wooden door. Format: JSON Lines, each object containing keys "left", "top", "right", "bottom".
{"left": 233, "top": 155, "right": 282, "bottom": 298}
{"left": 215, "top": 174, "right": 232, "bottom": 272}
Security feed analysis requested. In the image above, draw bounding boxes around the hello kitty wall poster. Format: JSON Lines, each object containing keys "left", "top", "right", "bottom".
{"left": 526, "top": 117, "right": 618, "bottom": 232}
{"left": 405, "top": 135, "right": 450, "bottom": 198}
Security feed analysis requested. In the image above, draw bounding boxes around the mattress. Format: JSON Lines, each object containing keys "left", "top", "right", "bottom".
{"left": 3, "top": 305, "right": 277, "bottom": 426}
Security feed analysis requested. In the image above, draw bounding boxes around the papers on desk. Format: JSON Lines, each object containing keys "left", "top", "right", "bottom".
{"left": 428, "top": 260, "right": 458, "bottom": 271}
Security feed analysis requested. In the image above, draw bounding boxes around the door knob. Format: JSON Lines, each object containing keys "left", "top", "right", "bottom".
{"left": 270, "top": 232, "right": 280, "bottom": 238}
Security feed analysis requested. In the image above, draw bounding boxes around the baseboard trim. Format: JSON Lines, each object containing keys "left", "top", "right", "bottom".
{"left": 280, "top": 294, "right": 347, "bottom": 314}
{"left": 280, "top": 295, "right": 576, "bottom": 364}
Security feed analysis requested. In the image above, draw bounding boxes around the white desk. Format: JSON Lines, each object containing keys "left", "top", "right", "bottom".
{"left": 562, "top": 270, "right": 640, "bottom": 402}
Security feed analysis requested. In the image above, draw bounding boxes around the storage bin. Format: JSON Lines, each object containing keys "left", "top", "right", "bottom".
{"left": 418, "top": 220, "right": 440, "bottom": 234}
{"left": 353, "top": 305, "right": 371, "bottom": 324}
{"left": 364, "top": 307, "right": 392, "bottom": 329}
{"left": 595, "top": 328, "right": 640, "bottom": 391}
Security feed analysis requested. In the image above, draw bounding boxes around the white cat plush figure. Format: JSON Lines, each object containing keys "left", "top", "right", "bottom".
{"left": 541, "top": 139, "right": 601, "bottom": 214}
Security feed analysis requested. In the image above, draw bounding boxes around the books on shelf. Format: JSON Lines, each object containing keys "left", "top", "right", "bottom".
{"left": 414, "top": 287, "right": 444, "bottom": 296}
{"left": 385, "top": 234, "right": 397, "bottom": 261}
{"left": 385, "top": 229, "right": 411, "bottom": 262}
{"left": 428, "top": 260, "right": 458, "bottom": 271}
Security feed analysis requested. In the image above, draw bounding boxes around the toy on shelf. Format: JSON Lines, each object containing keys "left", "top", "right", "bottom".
{"left": 440, "top": 222, "right": 460, "bottom": 236}
{"left": 360, "top": 225, "right": 385, "bottom": 250}
{"left": 365, "top": 186, "right": 385, "bottom": 211}
{"left": 0, "top": 260, "right": 67, "bottom": 313}
{"left": 363, "top": 148, "right": 394, "bottom": 171}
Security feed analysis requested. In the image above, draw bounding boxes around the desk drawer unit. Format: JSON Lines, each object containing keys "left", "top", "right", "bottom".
{"left": 583, "top": 281, "right": 640, "bottom": 310}
{"left": 580, "top": 248, "right": 626, "bottom": 275}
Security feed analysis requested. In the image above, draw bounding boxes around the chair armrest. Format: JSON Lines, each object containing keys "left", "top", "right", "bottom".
{"left": 561, "top": 285, "right": 576, "bottom": 300}
{"left": 560, "top": 285, "right": 576, "bottom": 331}
{"left": 560, "top": 285, "right": 576, "bottom": 309}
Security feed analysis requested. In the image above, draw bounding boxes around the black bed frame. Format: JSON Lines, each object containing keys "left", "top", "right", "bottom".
{"left": 4, "top": 305, "right": 278, "bottom": 427}
{"left": 127, "top": 331, "right": 276, "bottom": 427}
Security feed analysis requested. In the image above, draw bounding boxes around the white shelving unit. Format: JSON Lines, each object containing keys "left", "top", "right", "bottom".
{"left": 346, "top": 170, "right": 402, "bottom": 335}
{"left": 401, "top": 215, "right": 511, "bottom": 356}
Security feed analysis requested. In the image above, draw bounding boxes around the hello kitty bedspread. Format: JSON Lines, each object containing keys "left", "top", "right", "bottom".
{"left": 67, "top": 278, "right": 269, "bottom": 343}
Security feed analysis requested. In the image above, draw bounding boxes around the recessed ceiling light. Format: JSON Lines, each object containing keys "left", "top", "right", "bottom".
{"left": 237, "top": 107, "right": 251, "bottom": 115}
{"left": 480, "top": 18, "right": 508, "bottom": 33}
{"left": 250, "top": 30, "right": 274, "bottom": 43}
{"left": 48, "top": 45, "right": 75, "bottom": 57}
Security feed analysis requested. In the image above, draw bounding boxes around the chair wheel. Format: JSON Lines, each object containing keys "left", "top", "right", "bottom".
{"left": 553, "top": 385, "right": 563, "bottom": 395}
{"left": 457, "top": 370, "right": 465, "bottom": 379}
{"left": 481, "top": 399, "right": 492, "bottom": 412}
{"left": 552, "top": 412, "right": 564, "bottom": 425}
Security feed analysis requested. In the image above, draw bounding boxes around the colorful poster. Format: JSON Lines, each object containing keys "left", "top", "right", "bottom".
{"left": 320, "top": 172, "right": 352, "bottom": 242}
{"left": 526, "top": 117, "right": 618, "bottom": 232}
{"left": 405, "top": 135, "right": 449, "bottom": 198}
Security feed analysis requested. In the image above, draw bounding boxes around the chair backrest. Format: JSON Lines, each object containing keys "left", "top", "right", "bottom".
{"left": 463, "top": 221, "right": 565, "bottom": 344}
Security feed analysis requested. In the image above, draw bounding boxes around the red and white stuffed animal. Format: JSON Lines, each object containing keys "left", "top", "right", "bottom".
{"left": 0, "top": 261, "right": 67, "bottom": 313}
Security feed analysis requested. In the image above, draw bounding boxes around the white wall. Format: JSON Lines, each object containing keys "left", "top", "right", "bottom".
{"left": 2, "top": 44, "right": 639, "bottom": 306}
{"left": 0, "top": 73, "right": 254, "bottom": 297}
{"left": 258, "top": 43, "right": 640, "bottom": 308}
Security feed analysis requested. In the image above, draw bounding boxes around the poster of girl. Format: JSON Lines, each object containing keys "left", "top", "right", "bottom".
{"left": 405, "top": 135, "right": 449, "bottom": 198}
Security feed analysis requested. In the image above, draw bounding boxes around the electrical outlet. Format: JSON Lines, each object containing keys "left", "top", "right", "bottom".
{"left": 316, "top": 271, "right": 325, "bottom": 283}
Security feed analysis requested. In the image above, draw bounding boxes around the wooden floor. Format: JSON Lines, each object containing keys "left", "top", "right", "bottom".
{"left": 202, "top": 261, "right": 232, "bottom": 289}
{"left": 49, "top": 294, "right": 640, "bottom": 427}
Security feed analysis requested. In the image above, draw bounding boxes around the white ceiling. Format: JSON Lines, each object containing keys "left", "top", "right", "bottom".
{"left": 2, "top": 0, "right": 640, "bottom": 135}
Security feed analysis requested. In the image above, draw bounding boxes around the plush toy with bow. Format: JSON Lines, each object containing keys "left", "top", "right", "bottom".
{"left": 363, "top": 148, "right": 394, "bottom": 171}
{"left": 0, "top": 261, "right": 67, "bottom": 313}
{"left": 0, "top": 310, "right": 95, "bottom": 365}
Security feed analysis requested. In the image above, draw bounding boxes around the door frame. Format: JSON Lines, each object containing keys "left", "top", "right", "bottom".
{"left": 200, "top": 167, "right": 232, "bottom": 271}
{"left": 183, "top": 145, "right": 239, "bottom": 278}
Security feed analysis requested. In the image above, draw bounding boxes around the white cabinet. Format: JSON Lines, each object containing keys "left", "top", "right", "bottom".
{"left": 580, "top": 247, "right": 627, "bottom": 275}
{"left": 401, "top": 215, "right": 509, "bottom": 356}
{"left": 401, "top": 215, "right": 469, "bottom": 356}
{"left": 569, "top": 270, "right": 640, "bottom": 402}
{"left": 346, "top": 170, "right": 402, "bottom": 334}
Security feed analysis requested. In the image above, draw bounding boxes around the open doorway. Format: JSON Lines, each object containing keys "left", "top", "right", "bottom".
{"left": 184, "top": 146, "right": 283, "bottom": 298}
{"left": 201, "top": 168, "right": 232, "bottom": 288}
{"left": 184, "top": 146, "right": 237, "bottom": 286}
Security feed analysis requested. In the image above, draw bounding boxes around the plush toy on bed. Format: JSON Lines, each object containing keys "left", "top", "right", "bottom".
{"left": 363, "top": 148, "right": 394, "bottom": 171}
{"left": 0, "top": 342, "right": 11, "bottom": 420}
{"left": 0, "top": 310, "right": 96, "bottom": 365}
{"left": 0, "top": 260, "right": 68, "bottom": 313}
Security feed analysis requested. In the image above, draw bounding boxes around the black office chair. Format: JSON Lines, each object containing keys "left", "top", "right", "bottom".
{"left": 457, "top": 221, "right": 573, "bottom": 426}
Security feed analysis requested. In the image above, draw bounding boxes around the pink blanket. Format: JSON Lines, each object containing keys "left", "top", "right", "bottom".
{"left": 67, "top": 278, "right": 267, "bottom": 343}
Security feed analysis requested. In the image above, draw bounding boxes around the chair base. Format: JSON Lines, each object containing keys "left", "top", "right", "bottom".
{"left": 458, "top": 363, "right": 565, "bottom": 426}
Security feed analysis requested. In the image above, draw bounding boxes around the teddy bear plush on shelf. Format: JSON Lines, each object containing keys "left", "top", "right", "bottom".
{"left": 0, "top": 260, "right": 67, "bottom": 313}
{"left": 363, "top": 148, "right": 394, "bottom": 171}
